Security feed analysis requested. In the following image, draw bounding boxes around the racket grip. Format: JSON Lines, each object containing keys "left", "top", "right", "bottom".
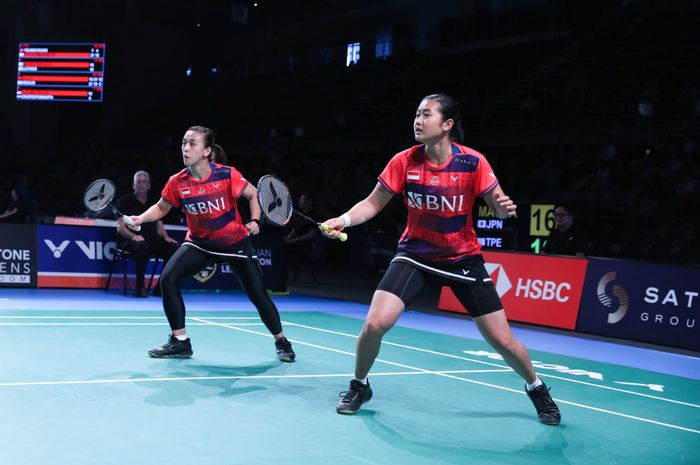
{"left": 319, "top": 223, "right": 348, "bottom": 242}
{"left": 123, "top": 215, "right": 141, "bottom": 232}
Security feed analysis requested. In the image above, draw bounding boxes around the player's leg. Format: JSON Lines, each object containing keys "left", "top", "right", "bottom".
{"left": 450, "top": 275, "right": 561, "bottom": 425}
{"left": 148, "top": 245, "right": 210, "bottom": 358}
{"left": 337, "top": 261, "right": 426, "bottom": 414}
{"left": 226, "top": 240, "right": 294, "bottom": 362}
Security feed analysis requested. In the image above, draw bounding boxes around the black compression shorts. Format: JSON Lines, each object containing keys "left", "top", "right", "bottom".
{"left": 376, "top": 251, "right": 503, "bottom": 317}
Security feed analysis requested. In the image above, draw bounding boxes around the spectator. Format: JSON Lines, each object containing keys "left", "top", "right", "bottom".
{"left": 283, "top": 193, "right": 321, "bottom": 282}
{"left": 0, "top": 189, "right": 27, "bottom": 223}
{"left": 116, "top": 171, "right": 180, "bottom": 297}
{"left": 543, "top": 204, "right": 592, "bottom": 257}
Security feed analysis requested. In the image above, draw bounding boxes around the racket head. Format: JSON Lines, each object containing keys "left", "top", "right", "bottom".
{"left": 256, "top": 175, "right": 293, "bottom": 226}
{"left": 83, "top": 179, "right": 116, "bottom": 212}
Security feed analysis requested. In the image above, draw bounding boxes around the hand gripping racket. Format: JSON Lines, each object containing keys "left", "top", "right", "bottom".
{"left": 83, "top": 179, "right": 141, "bottom": 231}
{"left": 256, "top": 175, "right": 347, "bottom": 242}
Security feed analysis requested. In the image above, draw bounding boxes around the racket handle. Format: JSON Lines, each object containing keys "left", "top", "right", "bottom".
{"left": 123, "top": 215, "right": 141, "bottom": 232}
{"left": 319, "top": 223, "right": 348, "bottom": 242}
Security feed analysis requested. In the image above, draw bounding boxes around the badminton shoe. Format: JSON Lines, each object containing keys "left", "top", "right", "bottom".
{"left": 336, "top": 379, "right": 373, "bottom": 414}
{"left": 526, "top": 383, "right": 561, "bottom": 425}
{"left": 275, "top": 337, "right": 296, "bottom": 362}
{"left": 148, "top": 334, "right": 193, "bottom": 358}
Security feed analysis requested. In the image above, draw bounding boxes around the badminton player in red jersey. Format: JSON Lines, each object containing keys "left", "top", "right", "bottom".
{"left": 128, "top": 126, "right": 295, "bottom": 362}
{"left": 321, "top": 94, "right": 560, "bottom": 424}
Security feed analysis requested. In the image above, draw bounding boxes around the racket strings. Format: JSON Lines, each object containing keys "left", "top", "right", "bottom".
{"left": 84, "top": 180, "right": 116, "bottom": 211}
{"left": 257, "top": 176, "right": 292, "bottom": 226}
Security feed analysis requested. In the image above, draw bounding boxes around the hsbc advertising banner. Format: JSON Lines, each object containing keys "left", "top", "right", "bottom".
{"left": 0, "top": 224, "right": 37, "bottom": 287}
{"left": 438, "top": 251, "right": 588, "bottom": 330}
{"left": 37, "top": 225, "right": 286, "bottom": 292}
{"left": 577, "top": 258, "right": 699, "bottom": 351}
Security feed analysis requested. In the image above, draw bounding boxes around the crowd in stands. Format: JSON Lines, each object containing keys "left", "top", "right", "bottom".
{"left": 2, "top": 1, "right": 698, "bottom": 266}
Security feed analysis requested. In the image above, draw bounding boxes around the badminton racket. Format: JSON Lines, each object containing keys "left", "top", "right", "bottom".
{"left": 83, "top": 178, "right": 141, "bottom": 231}
{"left": 256, "top": 175, "right": 347, "bottom": 242}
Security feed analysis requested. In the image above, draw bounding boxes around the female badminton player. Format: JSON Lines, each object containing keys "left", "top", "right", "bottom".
{"left": 320, "top": 94, "right": 560, "bottom": 424}
{"left": 128, "top": 126, "right": 295, "bottom": 362}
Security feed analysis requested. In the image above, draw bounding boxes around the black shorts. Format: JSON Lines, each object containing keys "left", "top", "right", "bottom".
{"left": 376, "top": 251, "right": 503, "bottom": 317}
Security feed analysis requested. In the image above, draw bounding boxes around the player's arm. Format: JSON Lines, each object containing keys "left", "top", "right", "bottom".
{"left": 321, "top": 182, "right": 394, "bottom": 238}
{"left": 129, "top": 198, "right": 172, "bottom": 227}
{"left": 241, "top": 183, "right": 261, "bottom": 235}
{"left": 482, "top": 184, "right": 517, "bottom": 219}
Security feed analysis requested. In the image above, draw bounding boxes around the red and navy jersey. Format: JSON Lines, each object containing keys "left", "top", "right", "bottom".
{"left": 378, "top": 143, "right": 499, "bottom": 262}
{"left": 162, "top": 162, "right": 250, "bottom": 249}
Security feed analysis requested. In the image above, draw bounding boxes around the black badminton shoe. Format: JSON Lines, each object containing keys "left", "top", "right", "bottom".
{"left": 336, "top": 379, "right": 373, "bottom": 414}
{"left": 526, "top": 383, "right": 561, "bottom": 425}
{"left": 275, "top": 337, "right": 296, "bottom": 362}
{"left": 148, "top": 334, "right": 193, "bottom": 358}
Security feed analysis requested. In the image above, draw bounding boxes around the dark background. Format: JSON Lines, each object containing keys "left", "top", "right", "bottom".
{"left": 1, "top": 0, "right": 699, "bottom": 267}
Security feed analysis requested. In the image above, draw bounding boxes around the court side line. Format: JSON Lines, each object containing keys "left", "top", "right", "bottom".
{"left": 0, "top": 316, "right": 261, "bottom": 320}
{"left": 536, "top": 372, "right": 700, "bottom": 409}
{"left": 283, "top": 321, "right": 509, "bottom": 369}
{"left": 432, "top": 371, "right": 700, "bottom": 435}
{"left": 0, "top": 370, "right": 511, "bottom": 388}
{"left": 0, "top": 323, "right": 265, "bottom": 326}
{"left": 194, "top": 318, "right": 700, "bottom": 435}
{"left": 282, "top": 320, "right": 700, "bottom": 410}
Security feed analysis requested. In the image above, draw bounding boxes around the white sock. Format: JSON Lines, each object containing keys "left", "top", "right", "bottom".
{"left": 525, "top": 376, "right": 543, "bottom": 391}
{"left": 174, "top": 334, "right": 188, "bottom": 341}
{"left": 354, "top": 377, "right": 368, "bottom": 385}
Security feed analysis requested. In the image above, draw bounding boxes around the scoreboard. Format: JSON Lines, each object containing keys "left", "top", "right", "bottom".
{"left": 473, "top": 204, "right": 518, "bottom": 250}
{"left": 16, "top": 42, "right": 106, "bottom": 102}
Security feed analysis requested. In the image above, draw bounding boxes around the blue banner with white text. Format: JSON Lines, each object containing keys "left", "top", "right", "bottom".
{"left": 577, "top": 258, "right": 699, "bottom": 351}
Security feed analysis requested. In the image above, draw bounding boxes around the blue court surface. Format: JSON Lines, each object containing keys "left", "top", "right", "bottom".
{"left": 1, "top": 289, "right": 699, "bottom": 465}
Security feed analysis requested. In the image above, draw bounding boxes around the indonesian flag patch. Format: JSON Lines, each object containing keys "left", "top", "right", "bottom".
{"left": 407, "top": 170, "right": 420, "bottom": 181}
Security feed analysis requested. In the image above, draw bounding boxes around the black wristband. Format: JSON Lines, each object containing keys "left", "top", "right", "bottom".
{"left": 251, "top": 219, "right": 260, "bottom": 225}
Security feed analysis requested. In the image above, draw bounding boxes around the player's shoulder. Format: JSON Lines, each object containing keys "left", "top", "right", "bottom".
{"left": 390, "top": 144, "right": 423, "bottom": 163}
{"left": 452, "top": 143, "right": 487, "bottom": 160}
{"left": 168, "top": 168, "right": 189, "bottom": 183}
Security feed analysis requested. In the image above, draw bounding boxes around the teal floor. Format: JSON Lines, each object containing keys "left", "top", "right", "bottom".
{"left": 0, "top": 292, "right": 699, "bottom": 465}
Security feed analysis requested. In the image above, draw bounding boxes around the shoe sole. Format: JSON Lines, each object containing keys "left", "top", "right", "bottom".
{"left": 277, "top": 355, "right": 296, "bottom": 363}
{"left": 336, "top": 408, "right": 360, "bottom": 415}
{"left": 148, "top": 351, "right": 193, "bottom": 358}
{"left": 540, "top": 417, "right": 561, "bottom": 426}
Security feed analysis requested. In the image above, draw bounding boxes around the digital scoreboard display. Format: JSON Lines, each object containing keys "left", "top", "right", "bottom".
{"left": 473, "top": 204, "right": 518, "bottom": 250}
{"left": 16, "top": 42, "right": 106, "bottom": 102}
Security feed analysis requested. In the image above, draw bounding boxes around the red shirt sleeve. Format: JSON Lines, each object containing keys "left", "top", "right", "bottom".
{"left": 475, "top": 154, "right": 499, "bottom": 197}
{"left": 378, "top": 151, "right": 408, "bottom": 194}
{"left": 161, "top": 174, "right": 181, "bottom": 207}
{"left": 229, "top": 166, "right": 249, "bottom": 199}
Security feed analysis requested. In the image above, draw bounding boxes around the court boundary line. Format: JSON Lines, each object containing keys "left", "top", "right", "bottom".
{"left": 191, "top": 317, "right": 700, "bottom": 435}
{"left": 0, "top": 369, "right": 512, "bottom": 388}
{"left": 3, "top": 314, "right": 697, "bottom": 409}
{"left": 282, "top": 320, "right": 700, "bottom": 410}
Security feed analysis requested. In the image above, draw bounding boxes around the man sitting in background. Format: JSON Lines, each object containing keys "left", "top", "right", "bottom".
{"left": 116, "top": 171, "right": 179, "bottom": 297}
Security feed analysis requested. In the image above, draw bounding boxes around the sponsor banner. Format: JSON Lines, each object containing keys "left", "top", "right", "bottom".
{"left": 577, "top": 258, "right": 699, "bottom": 351}
{"left": 38, "top": 224, "right": 118, "bottom": 288}
{"left": 0, "top": 224, "right": 37, "bottom": 287}
{"left": 37, "top": 225, "right": 286, "bottom": 292}
{"left": 438, "top": 251, "right": 587, "bottom": 330}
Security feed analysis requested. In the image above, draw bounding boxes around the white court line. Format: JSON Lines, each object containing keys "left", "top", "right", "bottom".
{"left": 0, "top": 316, "right": 261, "bottom": 320}
{"left": 0, "top": 323, "right": 265, "bottom": 326}
{"left": 0, "top": 369, "right": 510, "bottom": 388}
{"left": 282, "top": 320, "right": 700, "bottom": 410}
{"left": 193, "top": 317, "right": 700, "bottom": 435}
